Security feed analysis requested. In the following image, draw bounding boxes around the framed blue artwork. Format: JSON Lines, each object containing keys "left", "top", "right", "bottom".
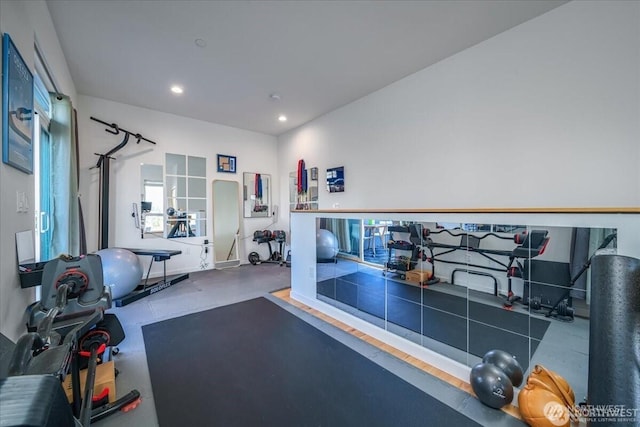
{"left": 217, "top": 154, "right": 236, "bottom": 173}
{"left": 326, "top": 166, "right": 344, "bottom": 193}
{"left": 2, "top": 33, "right": 34, "bottom": 174}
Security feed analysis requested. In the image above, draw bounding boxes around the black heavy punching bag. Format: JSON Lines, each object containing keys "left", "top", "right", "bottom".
{"left": 588, "top": 254, "right": 640, "bottom": 427}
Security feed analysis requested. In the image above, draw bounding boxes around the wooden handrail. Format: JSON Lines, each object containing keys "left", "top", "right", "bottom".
{"left": 291, "top": 207, "right": 640, "bottom": 214}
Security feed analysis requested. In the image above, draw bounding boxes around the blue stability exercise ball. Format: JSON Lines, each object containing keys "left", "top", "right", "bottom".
{"left": 96, "top": 248, "right": 143, "bottom": 299}
{"left": 316, "top": 229, "right": 339, "bottom": 261}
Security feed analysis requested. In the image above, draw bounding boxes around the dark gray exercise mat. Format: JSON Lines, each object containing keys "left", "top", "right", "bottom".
{"left": 143, "top": 297, "right": 481, "bottom": 427}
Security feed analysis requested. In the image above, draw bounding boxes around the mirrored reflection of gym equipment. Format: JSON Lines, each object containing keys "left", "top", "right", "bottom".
{"left": 138, "top": 163, "right": 164, "bottom": 238}
{"left": 90, "top": 116, "right": 156, "bottom": 249}
{"left": 166, "top": 207, "right": 195, "bottom": 238}
{"left": 164, "top": 154, "right": 207, "bottom": 238}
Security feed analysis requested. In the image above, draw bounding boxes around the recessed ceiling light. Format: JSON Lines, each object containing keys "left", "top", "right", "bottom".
{"left": 278, "top": 115, "right": 287, "bottom": 122}
{"left": 171, "top": 85, "right": 184, "bottom": 94}
{"left": 195, "top": 38, "right": 207, "bottom": 48}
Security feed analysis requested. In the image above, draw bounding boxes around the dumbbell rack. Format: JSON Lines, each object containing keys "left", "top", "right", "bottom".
{"left": 248, "top": 230, "right": 287, "bottom": 266}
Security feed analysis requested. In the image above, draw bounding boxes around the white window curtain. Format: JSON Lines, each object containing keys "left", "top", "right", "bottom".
{"left": 48, "top": 95, "right": 80, "bottom": 256}
{"left": 321, "top": 218, "right": 351, "bottom": 253}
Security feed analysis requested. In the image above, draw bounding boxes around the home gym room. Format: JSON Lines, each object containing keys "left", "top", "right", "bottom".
{"left": 1, "top": 1, "right": 639, "bottom": 426}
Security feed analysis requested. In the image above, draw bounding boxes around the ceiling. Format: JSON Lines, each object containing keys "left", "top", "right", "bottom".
{"left": 47, "top": 0, "right": 566, "bottom": 136}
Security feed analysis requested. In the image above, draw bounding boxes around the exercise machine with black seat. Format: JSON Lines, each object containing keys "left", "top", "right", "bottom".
{"left": 421, "top": 227, "right": 550, "bottom": 307}
{"left": 248, "top": 230, "right": 287, "bottom": 266}
{"left": 1, "top": 254, "right": 141, "bottom": 426}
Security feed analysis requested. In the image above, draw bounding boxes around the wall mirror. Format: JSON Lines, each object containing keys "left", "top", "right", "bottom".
{"left": 243, "top": 172, "right": 270, "bottom": 218}
{"left": 212, "top": 180, "right": 240, "bottom": 268}
{"left": 289, "top": 168, "right": 318, "bottom": 211}
{"left": 165, "top": 153, "right": 207, "bottom": 238}
{"left": 140, "top": 164, "right": 164, "bottom": 237}
{"left": 315, "top": 218, "right": 616, "bottom": 401}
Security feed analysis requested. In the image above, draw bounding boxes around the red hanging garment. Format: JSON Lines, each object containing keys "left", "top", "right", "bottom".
{"left": 297, "top": 159, "right": 305, "bottom": 194}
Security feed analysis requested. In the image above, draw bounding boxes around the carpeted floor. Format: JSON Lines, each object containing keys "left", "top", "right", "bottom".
{"left": 143, "top": 297, "right": 482, "bottom": 427}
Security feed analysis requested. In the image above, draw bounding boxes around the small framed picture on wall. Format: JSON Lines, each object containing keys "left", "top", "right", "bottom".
{"left": 326, "top": 166, "right": 344, "bottom": 193}
{"left": 217, "top": 154, "right": 236, "bottom": 173}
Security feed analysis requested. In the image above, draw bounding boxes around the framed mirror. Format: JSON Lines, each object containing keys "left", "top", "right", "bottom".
{"left": 140, "top": 164, "right": 164, "bottom": 237}
{"left": 165, "top": 153, "right": 207, "bottom": 238}
{"left": 213, "top": 180, "right": 240, "bottom": 268}
{"left": 243, "top": 172, "right": 270, "bottom": 218}
{"left": 289, "top": 168, "right": 318, "bottom": 211}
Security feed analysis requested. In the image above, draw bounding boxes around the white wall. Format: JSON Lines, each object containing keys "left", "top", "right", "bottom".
{"left": 77, "top": 96, "right": 279, "bottom": 277}
{"left": 0, "top": 0, "right": 77, "bottom": 341}
{"left": 277, "top": 1, "right": 640, "bottom": 226}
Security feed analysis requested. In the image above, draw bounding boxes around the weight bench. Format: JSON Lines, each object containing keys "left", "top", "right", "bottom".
{"left": 114, "top": 249, "right": 190, "bottom": 307}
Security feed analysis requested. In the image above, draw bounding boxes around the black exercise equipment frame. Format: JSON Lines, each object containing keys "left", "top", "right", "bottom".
{"left": 543, "top": 231, "right": 617, "bottom": 318}
{"left": 114, "top": 249, "right": 190, "bottom": 307}
{"left": 90, "top": 116, "right": 156, "bottom": 249}
{"left": 7, "top": 282, "right": 141, "bottom": 426}
{"left": 423, "top": 228, "right": 549, "bottom": 301}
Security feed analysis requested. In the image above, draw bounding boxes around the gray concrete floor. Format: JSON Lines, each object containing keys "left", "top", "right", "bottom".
{"left": 98, "top": 262, "right": 523, "bottom": 427}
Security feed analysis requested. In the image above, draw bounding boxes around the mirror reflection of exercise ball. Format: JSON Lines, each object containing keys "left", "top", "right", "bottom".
{"left": 96, "top": 248, "right": 143, "bottom": 299}
{"left": 316, "top": 229, "right": 338, "bottom": 261}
